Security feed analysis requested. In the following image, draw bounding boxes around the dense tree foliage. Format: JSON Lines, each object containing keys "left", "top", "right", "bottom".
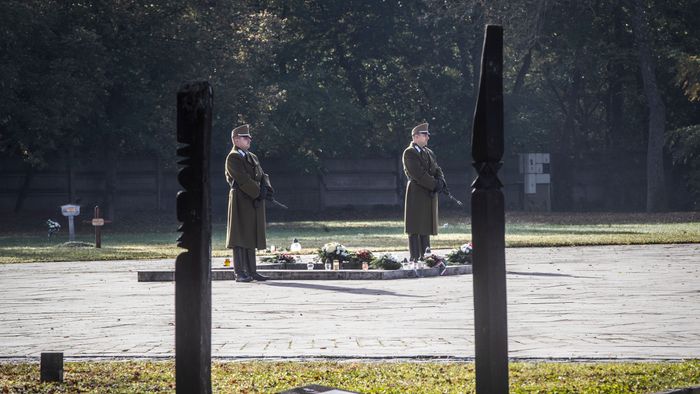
{"left": 1, "top": 0, "right": 698, "bottom": 211}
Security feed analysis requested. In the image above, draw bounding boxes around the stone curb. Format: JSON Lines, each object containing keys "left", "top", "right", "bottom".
{"left": 652, "top": 388, "right": 700, "bottom": 394}
{"left": 137, "top": 265, "right": 471, "bottom": 282}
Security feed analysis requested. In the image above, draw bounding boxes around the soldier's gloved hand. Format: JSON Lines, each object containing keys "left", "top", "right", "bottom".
{"left": 258, "top": 184, "right": 268, "bottom": 201}
{"left": 264, "top": 185, "right": 275, "bottom": 201}
{"left": 442, "top": 181, "right": 450, "bottom": 195}
{"left": 434, "top": 178, "right": 446, "bottom": 193}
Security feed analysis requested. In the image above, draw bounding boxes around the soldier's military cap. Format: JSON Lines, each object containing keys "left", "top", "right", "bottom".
{"left": 231, "top": 124, "right": 252, "bottom": 139}
{"left": 411, "top": 122, "right": 430, "bottom": 136}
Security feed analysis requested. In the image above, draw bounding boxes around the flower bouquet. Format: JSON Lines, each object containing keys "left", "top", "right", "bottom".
{"left": 424, "top": 253, "right": 445, "bottom": 268}
{"left": 262, "top": 252, "right": 297, "bottom": 268}
{"left": 350, "top": 249, "right": 374, "bottom": 263}
{"left": 318, "top": 242, "right": 350, "bottom": 263}
{"left": 445, "top": 242, "right": 473, "bottom": 265}
{"left": 370, "top": 253, "right": 402, "bottom": 270}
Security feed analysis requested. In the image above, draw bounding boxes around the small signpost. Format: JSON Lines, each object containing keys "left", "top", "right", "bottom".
{"left": 83, "top": 206, "right": 111, "bottom": 248}
{"left": 60, "top": 204, "right": 80, "bottom": 242}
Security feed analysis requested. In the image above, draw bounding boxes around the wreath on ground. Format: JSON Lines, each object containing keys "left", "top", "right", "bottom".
{"left": 424, "top": 253, "right": 446, "bottom": 268}
{"left": 350, "top": 249, "right": 374, "bottom": 263}
{"left": 370, "top": 253, "right": 402, "bottom": 270}
{"left": 445, "top": 242, "right": 473, "bottom": 265}
{"left": 261, "top": 252, "right": 297, "bottom": 267}
{"left": 318, "top": 242, "right": 351, "bottom": 262}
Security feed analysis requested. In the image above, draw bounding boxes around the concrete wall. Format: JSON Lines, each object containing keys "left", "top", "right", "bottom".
{"left": 0, "top": 154, "right": 652, "bottom": 214}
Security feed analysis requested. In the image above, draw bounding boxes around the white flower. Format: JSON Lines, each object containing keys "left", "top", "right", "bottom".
{"left": 321, "top": 242, "right": 349, "bottom": 259}
{"left": 322, "top": 242, "right": 340, "bottom": 253}
{"left": 378, "top": 253, "right": 398, "bottom": 263}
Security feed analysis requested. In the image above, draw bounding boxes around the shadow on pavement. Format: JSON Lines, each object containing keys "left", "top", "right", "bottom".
{"left": 260, "top": 282, "right": 426, "bottom": 298}
{"left": 507, "top": 270, "right": 598, "bottom": 279}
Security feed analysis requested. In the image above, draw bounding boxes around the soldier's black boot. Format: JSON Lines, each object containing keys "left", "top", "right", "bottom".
{"left": 245, "top": 248, "right": 269, "bottom": 281}
{"left": 420, "top": 235, "right": 431, "bottom": 259}
{"left": 233, "top": 247, "right": 253, "bottom": 282}
{"left": 251, "top": 273, "right": 268, "bottom": 281}
{"left": 236, "top": 272, "right": 253, "bottom": 282}
{"left": 408, "top": 234, "right": 421, "bottom": 261}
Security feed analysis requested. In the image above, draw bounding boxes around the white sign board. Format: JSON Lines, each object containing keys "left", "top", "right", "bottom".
{"left": 60, "top": 204, "right": 80, "bottom": 217}
{"left": 525, "top": 174, "right": 536, "bottom": 194}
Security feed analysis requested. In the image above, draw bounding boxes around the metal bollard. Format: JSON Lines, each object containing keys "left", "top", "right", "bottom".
{"left": 40, "top": 352, "right": 64, "bottom": 382}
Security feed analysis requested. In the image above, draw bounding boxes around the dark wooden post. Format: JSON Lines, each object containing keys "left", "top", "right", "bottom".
{"left": 175, "top": 81, "right": 213, "bottom": 394}
{"left": 40, "top": 352, "right": 63, "bottom": 382}
{"left": 84, "top": 206, "right": 110, "bottom": 248}
{"left": 471, "top": 25, "right": 509, "bottom": 394}
{"left": 94, "top": 206, "right": 102, "bottom": 248}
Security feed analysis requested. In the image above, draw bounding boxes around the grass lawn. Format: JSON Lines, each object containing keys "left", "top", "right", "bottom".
{"left": 0, "top": 211, "right": 698, "bottom": 263}
{"left": 1, "top": 360, "right": 699, "bottom": 393}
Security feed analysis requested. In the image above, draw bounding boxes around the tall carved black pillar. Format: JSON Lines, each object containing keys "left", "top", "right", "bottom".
{"left": 175, "top": 82, "right": 213, "bottom": 394}
{"left": 471, "top": 25, "right": 509, "bottom": 394}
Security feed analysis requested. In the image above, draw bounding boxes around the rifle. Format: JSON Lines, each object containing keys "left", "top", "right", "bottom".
{"left": 259, "top": 183, "right": 289, "bottom": 209}
{"left": 431, "top": 177, "right": 464, "bottom": 206}
{"left": 231, "top": 181, "right": 289, "bottom": 209}
{"left": 253, "top": 195, "right": 289, "bottom": 209}
{"left": 443, "top": 191, "right": 464, "bottom": 206}
{"left": 268, "top": 198, "right": 289, "bottom": 210}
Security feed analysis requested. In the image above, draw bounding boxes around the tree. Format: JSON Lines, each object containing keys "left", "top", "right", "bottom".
{"left": 4, "top": 0, "right": 698, "bottom": 213}
{"left": 1, "top": 1, "right": 285, "bottom": 215}
{"left": 633, "top": 0, "right": 667, "bottom": 212}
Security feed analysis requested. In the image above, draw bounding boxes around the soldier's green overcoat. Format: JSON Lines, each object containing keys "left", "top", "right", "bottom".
{"left": 225, "top": 146, "right": 272, "bottom": 249}
{"left": 402, "top": 142, "right": 444, "bottom": 235}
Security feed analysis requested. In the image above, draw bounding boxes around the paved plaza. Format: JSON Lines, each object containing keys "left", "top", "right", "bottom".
{"left": 1, "top": 244, "right": 698, "bottom": 361}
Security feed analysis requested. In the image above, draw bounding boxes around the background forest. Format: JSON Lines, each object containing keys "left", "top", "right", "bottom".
{"left": 1, "top": 0, "right": 699, "bottom": 212}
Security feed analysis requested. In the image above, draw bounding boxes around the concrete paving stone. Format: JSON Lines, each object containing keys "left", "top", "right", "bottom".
{"left": 0, "top": 244, "right": 698, "bottom": 360}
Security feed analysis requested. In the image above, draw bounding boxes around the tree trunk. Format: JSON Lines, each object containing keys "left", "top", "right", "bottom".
{"left": 470, "top": 8, "right": 485, "bottom": 94}
{"left": 155, "top": 155, "right": 162, "bottom": 211}
{"left": 606, "top": 6, "right": 625, "bottom": 152}
{"left": 67, "top": 146, "right": 76, "bottom": 203}
{"left": 103, "top": 141, "right": 117, "bottom": 220}
{"left": 604, "top": 6, "right": 626, "bottom": 210}
{"left": 455, "top": 24, "right": 473, "bottom": 99}
{"left": 512, "top": 0, "right": 546, "bottom": 95}
{"left": 633, "top": 0, "right": 667, "bottom": 212}
{"left": 334, "top": 39, "right": 368, "bottom": 107}
{"left": 512, "top": 49, "right": 532, "bottom": 95}
{"left": 13, "top": 165, "right": 35, "bottom": 213}
{"left": 550, "top": 51, "right": 580, "bottom": 211}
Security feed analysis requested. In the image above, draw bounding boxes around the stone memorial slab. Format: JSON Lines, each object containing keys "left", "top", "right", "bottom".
{"left": 279, "top": 385, "right": 359, "bottom": 394}
{"left": 137, "top": 265, "right": 471, "bottom": 282}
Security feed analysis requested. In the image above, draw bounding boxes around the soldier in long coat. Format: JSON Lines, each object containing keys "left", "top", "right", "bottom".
{"left": 402, "top": 122, "right": 446, "bottom": 261}
{"left": 225, "top": 124, "right": 274, "bottom": 282}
